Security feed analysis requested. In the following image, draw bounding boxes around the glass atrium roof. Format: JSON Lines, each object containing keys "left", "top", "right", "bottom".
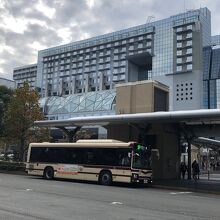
{"left": 39, "top": 90, "right": 116, "bottom": 115}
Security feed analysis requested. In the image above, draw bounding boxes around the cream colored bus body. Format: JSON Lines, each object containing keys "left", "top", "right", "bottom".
{"left": 26, "top": 140, "right": 152, "bottom": 184}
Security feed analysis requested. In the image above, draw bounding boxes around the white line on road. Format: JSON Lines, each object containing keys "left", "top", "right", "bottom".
{"left": 25, "top": 188, "right": 33, "bottom": 191}
{"left": 170, "top": 191, "right": 192, "bottom": 195}
{"left": 111, "top": 202, "right": 123, "bottom": 205}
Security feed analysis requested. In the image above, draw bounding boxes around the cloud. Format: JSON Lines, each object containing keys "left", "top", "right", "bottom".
{"left": 0, "top": 0, "right": 219, "bottom": 79}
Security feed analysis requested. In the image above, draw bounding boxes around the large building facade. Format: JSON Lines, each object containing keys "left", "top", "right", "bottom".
{"left": 13, "top": 64, "right": 37, "bottom": 89}
{"left": 36, "top": 8, "right": 211, "bottom": 112}
{"left": 13, "top": 8, "right": 214, "bottom": 119}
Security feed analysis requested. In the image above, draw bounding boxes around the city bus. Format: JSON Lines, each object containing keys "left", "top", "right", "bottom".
{"left": 26, "top": 139, "right": 152, "bottom": 185}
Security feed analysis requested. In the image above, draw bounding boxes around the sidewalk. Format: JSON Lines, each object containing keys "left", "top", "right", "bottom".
{"left": 152, "top": 178, "right": 220, "bottom": 195}
{"left": 200, "top": 172, "right": 220, "bottom": 181}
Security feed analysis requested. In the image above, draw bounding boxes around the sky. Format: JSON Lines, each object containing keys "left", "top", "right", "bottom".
{"left": 0, "top": 0, "right": 220, "bottom": 79}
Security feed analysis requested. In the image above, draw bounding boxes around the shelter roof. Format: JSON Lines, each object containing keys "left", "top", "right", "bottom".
{"left": 34, "top": 109, "right": 220, "bottom": 127}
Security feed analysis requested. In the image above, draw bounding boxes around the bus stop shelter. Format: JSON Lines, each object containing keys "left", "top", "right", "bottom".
{"left": 34, "top": 109, "right": 220, "bottom": 180}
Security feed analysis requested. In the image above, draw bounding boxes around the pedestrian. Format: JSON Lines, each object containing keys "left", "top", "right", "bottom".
{"left": 192, "top": 159, "right": 200, "bottom": 180}
{"left": 180, "top": 162, "right": 187, "bottom": 179}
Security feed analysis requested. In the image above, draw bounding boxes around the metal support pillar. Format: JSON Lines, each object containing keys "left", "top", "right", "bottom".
{"left": 179, "top": 123, "right": 196, "bottom": 180}
{"left": 129, "top": 123, "right": 151, "bottom": 145}
{"left": 187, "top": 140, "right": 191, "bottom": 180}
{"left": 56, "top": 126, "right": 81, "bottom": 142}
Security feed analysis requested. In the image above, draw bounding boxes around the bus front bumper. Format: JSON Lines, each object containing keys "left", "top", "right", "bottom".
{"left": 131, "top": 173, "right": 152, "bottom": 184}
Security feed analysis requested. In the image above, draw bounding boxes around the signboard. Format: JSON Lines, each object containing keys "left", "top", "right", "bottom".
{"left": 57, "top": 164, "right": 82, "bottom": 175}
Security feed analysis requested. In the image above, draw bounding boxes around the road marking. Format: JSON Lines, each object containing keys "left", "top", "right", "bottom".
{"left": 111, "top": 202, "right": 123, "bottom": 205}
{"left": 25, "top": 188, "right": 33, "bottom": 191}
{"left": 170, "top": 191, "right": 192, "bottom": 195}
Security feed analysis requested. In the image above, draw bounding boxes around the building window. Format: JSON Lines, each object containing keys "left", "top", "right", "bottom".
{"left": 186, "top": 56, "right": 192, "bottom": 62}
{"left": 186, "top": 48, "right": 192, "bottom": 54}
{"left": 177, "top": 58, "right": 182, "bottom": 64}
{"left": 186, "top": 41, "right": 192, "bottom": 46}
{"left": 146, "top": 41, "right": 151, "bottom": 47}
{"left": 187, "top": 25, "right": 193, "bottom": 30}
{"left": 186, "top": 33, "right": 192, "bottom": 38}
{"left": 177, "top": 42, "right": 182, "bottom": 48}
{"left": 187, "top": 64, "right": 192, "bottom": 70}
{"left": 177, "top": 35, "right": 182, "bottom": 40}
{"left": 176, "top": 27, "right": 183, "bottom": 32}
{"left": 138, "top": 36, "right": 144, "bottom": 41}
{"left": 129, "top": 45, "right": 134, "bottom": 50}
{"left": 146, "top": 34, "right": 152, "bottom": 40}
{"left": 177, "top": 50, "right": 182, "bottom": 56}
{"left": 177, "top": 66, "right": 182, "bottom": 72}
{"left": 138, "top": 43, "right": 143, "bottom": 49}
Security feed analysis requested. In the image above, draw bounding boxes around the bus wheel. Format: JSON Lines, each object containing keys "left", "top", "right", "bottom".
{"left": 99, "top": 171, "right": 112, "bottom": 186}
{"left": 43, "top": 167, "right": 54, "bottom": 180}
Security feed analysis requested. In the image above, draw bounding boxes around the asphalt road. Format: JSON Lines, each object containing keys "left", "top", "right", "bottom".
{"left": 0, "top": 174, "right": 219, "bottom": 220}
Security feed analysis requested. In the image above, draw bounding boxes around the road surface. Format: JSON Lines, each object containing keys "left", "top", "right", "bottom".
{"left": 0, "top": 173, "right": 219, "bottom": 220}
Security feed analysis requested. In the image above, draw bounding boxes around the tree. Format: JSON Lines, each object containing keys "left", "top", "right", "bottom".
{"left": 74, "top": 129, "right": 92, "bottom": 142}
{"left": 0, "top": 86, "right": 14, "bottom": 155}
{"left": 4, "top": 82, "right": 49, "bottom": 161}
{"left": 0, "top": 86, "right": 14, "bottom": 138}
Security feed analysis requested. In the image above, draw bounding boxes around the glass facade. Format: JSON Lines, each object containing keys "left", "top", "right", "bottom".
{"left": 212, "top": 35, "right": 220, "bottom": 46}
{"left": 40, "top": 89, "right": 116, "bottom": 120}
{"left": 203, "top": 46, "right": 220, "bottom": 109}
{"left": 151, "top": 18, "right": 173, "bottom": 76}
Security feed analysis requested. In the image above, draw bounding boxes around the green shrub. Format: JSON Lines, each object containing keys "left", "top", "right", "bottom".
{"left": 0, "top": 161, "right": 26, "bottom": 171}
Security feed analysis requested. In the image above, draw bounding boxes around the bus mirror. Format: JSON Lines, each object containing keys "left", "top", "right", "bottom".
{"left": 128, "top": 152, "right": 131, "bottom": 158}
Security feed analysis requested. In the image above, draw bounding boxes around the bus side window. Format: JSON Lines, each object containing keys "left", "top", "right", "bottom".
{"left": 103, "top": 149, "right": 117, "bottom": 166}
{"left": 86, "top": 150, "right": 95, "bottom": 165}
{"left": 42, "top": 147, "right": 50, "bottom": 162}
{"left": 120, "top": 155, "right": 130, "bottom": 166}
{"left": 30, "top": 147, "right": 42, "bottom": 162}
{"left": 117, "top": 149, "right": 131, "bottom": 166}
{"left": 68, "top": 148, "right": 86, "bottom": 164}
{"left": 72, "top": 153, "right": 77, "bottom": 163}
{"left": 59, "top": 148, "right": 68, "bottom": 163}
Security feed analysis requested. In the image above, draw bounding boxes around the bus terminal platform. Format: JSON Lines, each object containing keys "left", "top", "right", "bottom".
{"left": 152, "top": 172, "right": 220, "bottom": 195}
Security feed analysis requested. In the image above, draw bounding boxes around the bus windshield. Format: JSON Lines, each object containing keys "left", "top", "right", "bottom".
{"left": 132, "top": 144, "right": 151, "bottom": 170}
